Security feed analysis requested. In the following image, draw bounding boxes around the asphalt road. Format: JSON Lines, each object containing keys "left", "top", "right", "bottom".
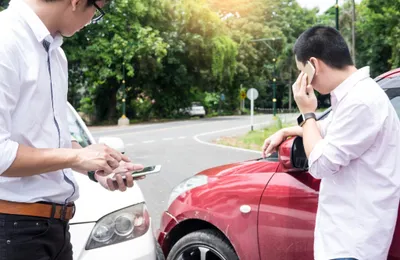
{"left": 89, "top": 113, "right": 296, "bottom": 230}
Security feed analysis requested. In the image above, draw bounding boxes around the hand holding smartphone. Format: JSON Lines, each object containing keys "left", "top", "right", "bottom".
{"left": 303, "top": 61, "right": 316, "bottom": 85}
{"left": 111, "top": 165, "right": 161, "bottom": 185}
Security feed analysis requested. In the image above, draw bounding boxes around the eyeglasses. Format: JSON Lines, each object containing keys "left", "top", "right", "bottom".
{"left": 92, "top": 2, "right": 105, "bottom": 23}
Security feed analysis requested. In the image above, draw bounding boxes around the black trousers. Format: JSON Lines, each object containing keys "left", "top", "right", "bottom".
{"left": 0, "top": 213, "right": 72, "bottom": 260}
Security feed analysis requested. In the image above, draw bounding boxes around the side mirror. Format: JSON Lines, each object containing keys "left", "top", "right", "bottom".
{"left": 291, "top": 136, "right": 308, "bottom": 170}
{"left": 278, "top": 136, "right": 308, "bottom": 171}
{"left": 98, "top": 137, "right": 125, "bottom": 154}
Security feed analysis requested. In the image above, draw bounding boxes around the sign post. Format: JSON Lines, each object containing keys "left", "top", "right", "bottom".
{"left": 246, "top": 88, "right": 259, "bottom": 131}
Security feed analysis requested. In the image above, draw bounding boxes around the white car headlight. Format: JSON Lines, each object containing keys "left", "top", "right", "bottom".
{"left": 167, "top": 175, "right": 208, "bottom": 208}
{"left": 86, "top": 203, "right": 150, "bottom": 250}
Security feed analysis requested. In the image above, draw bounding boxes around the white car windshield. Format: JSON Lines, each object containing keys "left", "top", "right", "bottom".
{"left": 391, "top": 96, "right": 400, "bottom": 118}
{"left": 67, "top": 107, "right": 92, "bottom": 148}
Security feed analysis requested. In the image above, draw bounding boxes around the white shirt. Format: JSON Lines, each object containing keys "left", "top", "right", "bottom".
{"left": 0, "top": 0, "right": 79, "bottom": 204}
{"left": 309, "top": 67, "right": 400, "bottom": 260}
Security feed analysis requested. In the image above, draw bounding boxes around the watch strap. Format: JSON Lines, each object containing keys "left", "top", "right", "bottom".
{"left": 298, "top": 112, "right": 316, "bottom": 126}
{"left": 88, "top": 171, "right": 98, "bottom": 182}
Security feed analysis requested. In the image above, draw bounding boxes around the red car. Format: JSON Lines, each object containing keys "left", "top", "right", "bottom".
{"left": 157, "top": 68, "right": 400, "bottom": 260}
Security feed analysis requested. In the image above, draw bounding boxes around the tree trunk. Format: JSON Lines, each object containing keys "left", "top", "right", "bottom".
{"left": 289, "top": 65, "right": 292, "bottom": 110}
{"left": 107, "top": 86, "right": 118, "bottom": 121}
{"left": 351, "top": 0, "right": 356, "bottom": 64}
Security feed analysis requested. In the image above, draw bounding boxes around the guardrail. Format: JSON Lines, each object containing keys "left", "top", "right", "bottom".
{"left": 254, "top": 108, "right": 299, "bottom": 114}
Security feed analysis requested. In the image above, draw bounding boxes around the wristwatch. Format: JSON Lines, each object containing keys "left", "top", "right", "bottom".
{"left": 88, "top": 171, "right": 98, "bottom": 182}
{"left": 297, "top": 112, "right": 316, "bottom": 127}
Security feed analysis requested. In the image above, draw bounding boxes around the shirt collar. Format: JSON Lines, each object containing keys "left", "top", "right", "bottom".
{"left": 331, "top": 66, "right": 371, "bottom": 107}
{"left": 8, "top": 0, "right": 63, "bottom": 50}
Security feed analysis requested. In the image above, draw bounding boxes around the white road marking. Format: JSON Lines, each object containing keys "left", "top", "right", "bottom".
{"left": 142, "top": 140, "right": 155, "bottom": 144}
{"left": 126, "top": 143, "right": 135, "bottom": 147}
{"left": 178, "top": 136, "right": 186, "bottom": 139}
{"left": 91, "top": 121, "right": 215, "bottom": 136}
{"left": 162, "top": 138, "right": 174, "bottom": 141}
{"left": 193, "top": 122, "right": 271, "bottom": 154}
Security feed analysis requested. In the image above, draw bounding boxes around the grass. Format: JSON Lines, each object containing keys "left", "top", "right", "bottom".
{"left": 215, "top": 118, "right": 295, "bottom": 151}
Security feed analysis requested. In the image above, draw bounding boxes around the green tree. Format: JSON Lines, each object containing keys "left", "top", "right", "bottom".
{"left": 356, "top": 0, "right": 400, "bottom": 77}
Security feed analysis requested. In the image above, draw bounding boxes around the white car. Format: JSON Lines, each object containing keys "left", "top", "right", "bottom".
{"left": 66, "top": 103, "right": 163, "bottom": 260}
{"left": 181, "top": 102, "right": 206, "bottom": 117}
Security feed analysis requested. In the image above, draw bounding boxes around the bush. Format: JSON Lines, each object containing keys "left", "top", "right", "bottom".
{"left": 131, "top": 95, "right": 155, "bottom": 121}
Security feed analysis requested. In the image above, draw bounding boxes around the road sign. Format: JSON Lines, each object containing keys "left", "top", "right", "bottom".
{"left": 246, "top": 88, "right": 259, "bottom": 131}
{"left": 240, "top": 90, "right": 246, "bottom": 100}
{"left": 220, "top": 93, "right": 225, "bottom": 101}
{"left": 246, "top": 88, "right": 259, "bottom": 100}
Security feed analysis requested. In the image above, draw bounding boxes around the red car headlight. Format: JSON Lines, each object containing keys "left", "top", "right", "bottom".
{"left": 167, "top": 175, "right": 208, "bottom": 208}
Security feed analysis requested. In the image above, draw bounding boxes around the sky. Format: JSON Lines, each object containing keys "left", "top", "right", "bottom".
{"left": 296, "top": 0, "right": 362, "bottom": 14}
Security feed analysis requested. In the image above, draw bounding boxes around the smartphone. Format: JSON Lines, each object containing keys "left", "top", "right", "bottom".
{"left": 303, "top": 61, "right": 316, "bottom": 84}
{"left": 111, "top": 165, "right": 162, "bottom": 185}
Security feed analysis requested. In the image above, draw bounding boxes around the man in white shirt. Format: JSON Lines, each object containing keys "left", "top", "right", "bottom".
{"left": 262, "top": 26, "right": 400, "bottom": 260}
{"left": 0, "top": 0, "right": 143, "bottom": 259}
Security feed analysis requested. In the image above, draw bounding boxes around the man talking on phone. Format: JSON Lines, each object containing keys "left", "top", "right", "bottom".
{"left": 262, "top": 25, "right": 400, "bottom": 260}
{"left": 0, "top": 0, "right": 144, "bottom": 259}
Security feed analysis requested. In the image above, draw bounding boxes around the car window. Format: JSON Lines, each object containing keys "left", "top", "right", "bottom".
{"left": 391, "top": 96, "right": 400, "bottom": 119}
{"left": 67, "top": 107, "right": 92, "bottom": 148}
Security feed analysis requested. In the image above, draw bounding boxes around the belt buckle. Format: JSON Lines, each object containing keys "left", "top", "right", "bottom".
{"left": 60, "top": 204, "right": 67, "bottom": 221}
{"left": 60, "top": 203, "right": 75, "bottom": 221}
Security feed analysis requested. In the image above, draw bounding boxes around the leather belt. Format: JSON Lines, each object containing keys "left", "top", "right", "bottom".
{"left": 0, "top": 200, "right": 75, "bottom": 221}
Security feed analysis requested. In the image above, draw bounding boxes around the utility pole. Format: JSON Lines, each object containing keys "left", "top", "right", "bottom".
{"left": 351, "top": 0, "right": 356, "bottom": 64}
{"left": 250, "top": 37, "right": 281, "bottom": 117}
{"left": 336, "top": 0, "right": 339, "bottom": 31}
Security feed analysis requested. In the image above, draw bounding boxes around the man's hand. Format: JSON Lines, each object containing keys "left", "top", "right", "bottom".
{"left": 96, "top": 162, "right": 145, "bottom": 192}
{"left": 293, "top": 72, "right": 318, "bottom": 114}
{"left": 262, "top": 129, "right": 286, "bottom": 158}
{"left": 71, "top": 144, "right": 130, "bottom": 176}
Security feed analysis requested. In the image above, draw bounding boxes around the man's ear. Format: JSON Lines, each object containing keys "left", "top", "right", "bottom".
{"left": 309, "top": 57, "right": 319, "bottom": 75}
{"left": 70, "top": 0, "right": 82, "bottom": 11}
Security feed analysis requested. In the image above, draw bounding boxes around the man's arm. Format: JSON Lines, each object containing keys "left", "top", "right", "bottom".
{"left": 71, "top": 140, "right": 87, "bottom": 175}
{"left": 280, "top": 119, "right": 326, "bottom": 139}
{"left": 2, "top": 145, "right": 79, "bottom": 177}
{"left": 302, "top": 119, "right": 322, "bottom": 157}
{"left": 281, "top": 125, "right": 303, "bottom": 138}
{"left": 261, "top": 120, "right": 325, "bottom": 157}
{"left": 307, "top": 103, "right": 381, "bottom": 179}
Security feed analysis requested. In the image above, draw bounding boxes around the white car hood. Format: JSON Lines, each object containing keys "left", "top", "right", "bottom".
{"left": 70, "top": 172, "right": 145, "bottom": 224}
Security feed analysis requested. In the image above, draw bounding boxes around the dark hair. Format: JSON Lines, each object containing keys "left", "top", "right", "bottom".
{"left": 293, "top": 25, "right": 353, "bottom": 69}
{"left": 44, "top": 0, "right": 99, "bottom": 6}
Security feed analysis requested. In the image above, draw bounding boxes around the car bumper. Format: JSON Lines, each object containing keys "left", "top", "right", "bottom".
{"left": 157, "top": 211, "right": 179, "bottom": 252}
{"left": 71, "top": 221, "right": 157, "bottom": 260}
{"left": 189, "top": 111, "right": 206, "bottom": 116}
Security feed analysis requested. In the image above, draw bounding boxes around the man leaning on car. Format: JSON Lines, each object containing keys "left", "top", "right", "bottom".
{"left": 0, "top": 0, "right": 143, "bottom": 259}
{"left": 262, "top": 26, "right": 400, "bottom": 260}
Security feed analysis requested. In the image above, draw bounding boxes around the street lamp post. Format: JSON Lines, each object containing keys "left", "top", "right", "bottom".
{"left": 118, "top": 51, "right": 130, "bottom": 126}
{"left": 122, "top": 62, "right": 126, "bottom": 117}
{"left": 272, "top": 58, "right": 277, "bottom": 117}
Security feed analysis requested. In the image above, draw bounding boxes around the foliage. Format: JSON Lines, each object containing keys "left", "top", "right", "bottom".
{"left": 356, "top": 0, "right": 400, "bottom": 77}
{"left": 130, "top": 94, "right": 154, "bottom": 121}
{"left": 1, "top": 0, "right": 396, "bottom": 123}
{"left": 216, "top": 121, "right": 294, "bottom": 151}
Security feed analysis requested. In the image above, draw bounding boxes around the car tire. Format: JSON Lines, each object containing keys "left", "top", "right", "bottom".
{"left": 167, "top": 229, "right": 238, "bottom": 260}
{"left": 156, "top": 241, "right": 166, "bottom": 260}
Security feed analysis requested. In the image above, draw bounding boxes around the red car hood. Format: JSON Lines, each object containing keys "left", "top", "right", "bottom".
{"left": 196, "top": 159, "right": 280, "bottom": 178}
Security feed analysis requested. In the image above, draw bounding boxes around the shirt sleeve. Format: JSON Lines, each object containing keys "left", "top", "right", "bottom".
{"left": 308, "top": 102, "right": 382, "bottom": 179}
{"left": 316, "top": 112, "right": 332, "bottom": 137}
{"left": 0, "top": 42, "right": 21, "bottom": 175}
